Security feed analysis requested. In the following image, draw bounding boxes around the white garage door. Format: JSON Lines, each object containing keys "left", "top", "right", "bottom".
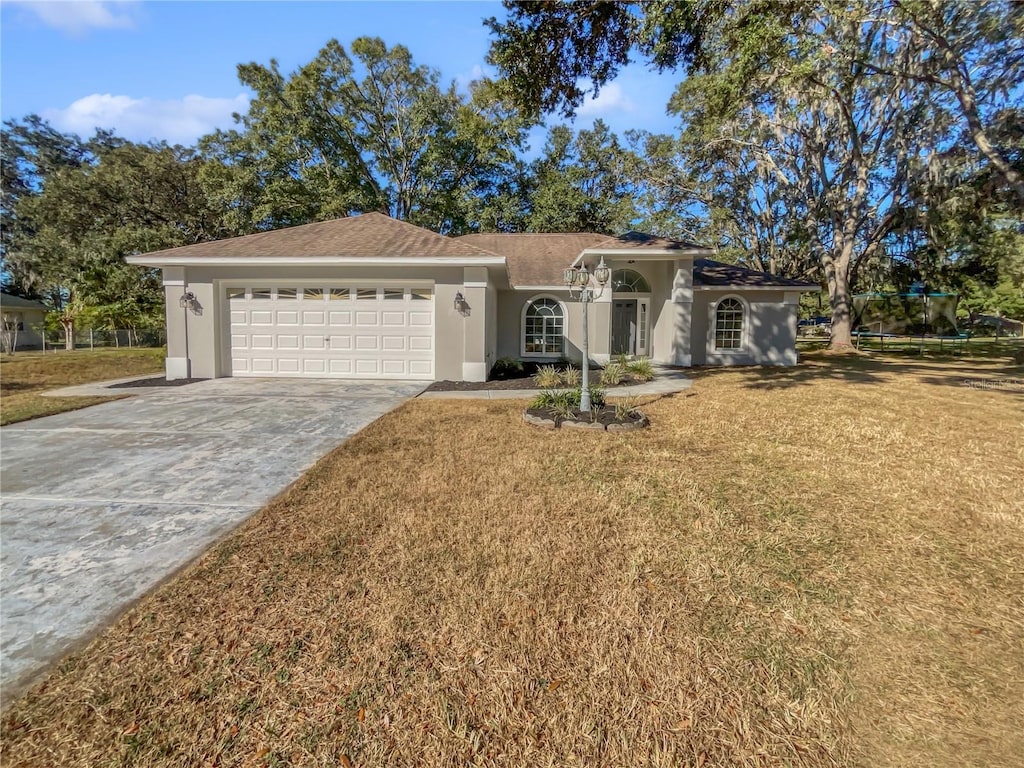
{"left": 227, "top": 286, "right": 434, "bottom": 379}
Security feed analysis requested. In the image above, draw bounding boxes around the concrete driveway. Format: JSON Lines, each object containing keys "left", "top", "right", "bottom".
{"left": 0, "top": 378, "right": 424, "bottom": 697}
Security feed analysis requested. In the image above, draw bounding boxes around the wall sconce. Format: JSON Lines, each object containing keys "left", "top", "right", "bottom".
{"left": 179, "top": 291, "right": 196, "bottom": 308}
{"left": 454, "top": 291, "right": 464, "bottom": 311}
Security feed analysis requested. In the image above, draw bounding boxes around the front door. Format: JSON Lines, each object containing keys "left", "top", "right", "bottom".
{"left": 611, "top": 300, "right": 637, "bottom": 356}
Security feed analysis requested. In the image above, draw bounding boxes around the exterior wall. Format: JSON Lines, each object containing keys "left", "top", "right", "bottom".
{"left": 691, "top": 290, "right": 799, "bottom": 366}
{"left": 645, "top": 259, "right": 692, "bottom": 366}
{"left": 496, "top": 289, "right": 611, "bottom": 365}
{"left": 485, "top": 280, "right": 498, "bottom": 374}
{"left": 1, "top": 309, "right": 46, "bottom": 349}
{"left": 172, "top": 265, "right": 474, "bottom": 380}
{"left": 461, "top": 266, "right": 489, "bottom": 381}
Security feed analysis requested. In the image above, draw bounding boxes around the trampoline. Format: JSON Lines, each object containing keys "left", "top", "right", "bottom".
{"left": 852, "top": 292, "right": 969, "bottom": 354}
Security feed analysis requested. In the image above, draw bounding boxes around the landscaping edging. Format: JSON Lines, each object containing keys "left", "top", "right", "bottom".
{"left": 522, "top": 408, "right": 650, "bottom": 432}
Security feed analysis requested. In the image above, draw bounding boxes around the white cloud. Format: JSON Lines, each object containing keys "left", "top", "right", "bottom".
{"left": 6, "top": 0, "right": 138, "bottom": 36}
{"left": 43, "top": 92, "right": 250, "bottom": 145}
{"left": 576, "top": 82, "right": 636, "bottom": 117}
{"left": 455, "top": 63, "right": 491, "bottom": 94}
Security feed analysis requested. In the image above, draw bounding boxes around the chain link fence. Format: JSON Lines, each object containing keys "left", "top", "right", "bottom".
{"left": 40, "top": 328, "right": 166, "bottom": 351}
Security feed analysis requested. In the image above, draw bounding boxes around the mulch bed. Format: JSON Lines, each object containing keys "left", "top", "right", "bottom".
{"left": 428, "top": 377, "right": 544, "bottom": 391}
{"left": 428, "top": 367, "right": 635, "bottom": 392}
{"left": 107, "top": 376, "right": 205, "bottom": 389}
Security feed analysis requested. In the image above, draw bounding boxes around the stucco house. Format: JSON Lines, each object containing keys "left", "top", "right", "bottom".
{"left": 127, "top": 213, "right": 818, "bottom": 381}
{"left": 0, "top": 293, "right": 47, "bottom": 351}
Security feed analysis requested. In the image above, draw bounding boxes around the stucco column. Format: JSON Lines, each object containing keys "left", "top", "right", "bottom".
{"left": 461, "top": 266, "right": 488, "bottom": 381}
{"left": 671, "top": 259, "right": 693, "bottom": 366}
{"left": 162, "top": 267, "right": 190, "bottom": 379}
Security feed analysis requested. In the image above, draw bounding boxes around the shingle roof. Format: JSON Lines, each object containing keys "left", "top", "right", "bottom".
{"left": 129, "top": 212, "right": 500, "bottom": 262}
{"left": 457, "top": 233, "right": 609, "bottom": 287}
{"left": 0, "top": 293, "right": 48, "bottom": 311}
{"left": 693, "top": 259, "right": 819, "bottom": 289}
{"left": 587, "top": 231, "right": 710, "bottom": 251}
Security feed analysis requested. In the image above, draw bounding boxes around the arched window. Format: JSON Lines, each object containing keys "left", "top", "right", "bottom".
{"left": 714, "top": 297, "right": 745, "bottom": 350}
{"left": 611, "top": 269, "right": 651, "bottom": 293}
{"left": 523, "top": 297, "right": 564, "bottom": 356}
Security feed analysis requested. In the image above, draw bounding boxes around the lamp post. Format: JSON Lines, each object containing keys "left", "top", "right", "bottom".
{"left": 564, "top": 257, "right": 610, "bottom": 412}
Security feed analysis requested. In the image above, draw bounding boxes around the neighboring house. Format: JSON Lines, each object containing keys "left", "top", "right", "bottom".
{"left": 0, "top": 293, "right": 47, "bottom": 351}
{"left": 127, "top": 213, "right": 819, "bottom": 381}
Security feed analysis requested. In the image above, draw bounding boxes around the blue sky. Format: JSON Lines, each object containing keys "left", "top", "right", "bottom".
{"left": 1, "top": 0, "right": 682, "bottom": 151}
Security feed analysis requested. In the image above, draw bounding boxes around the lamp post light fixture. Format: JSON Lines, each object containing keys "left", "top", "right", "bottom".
{"left": 563, "top": 256, "right": 610, "bottom": 412}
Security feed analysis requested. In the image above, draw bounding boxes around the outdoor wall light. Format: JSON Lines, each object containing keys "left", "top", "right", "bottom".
{"left": 179, "top": 291, "right": 196, "bottom": 308}
{"left": 454, "top": 291, "right": 464, "bottom": 311}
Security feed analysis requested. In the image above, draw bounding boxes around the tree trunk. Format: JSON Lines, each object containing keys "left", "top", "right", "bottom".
{"left": 61, "top": 318, "right": 74, "bottom": 351}
{"left": 823, "top": 244, "right": 855, "bottom": 350}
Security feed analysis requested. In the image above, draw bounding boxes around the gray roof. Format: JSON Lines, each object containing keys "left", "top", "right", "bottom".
{"left": 0, "top": 293, "right": 48, "bottom": 311}
{"left": 457, "top": 233, "right": 608, "bottom": 287}
{"left": 129, "top": 213, "right": 499, "bottom": 262}
{"left": 693, "top": 259, "right": 820, "bottom": 289}
{"left": 587, "top": 231, "right": 710, "bottom": 251}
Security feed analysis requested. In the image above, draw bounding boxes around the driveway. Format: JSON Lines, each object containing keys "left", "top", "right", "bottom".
{"left": 0, "top": 378, "right": 424, "bottom": 698}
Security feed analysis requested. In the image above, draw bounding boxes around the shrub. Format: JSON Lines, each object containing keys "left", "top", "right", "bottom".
{"left": 529, "top": 389, "right": 572, "bottom": 411}
{"left": 490, "top": 357, "right": 524, "bottom": 380}
{"left": 614, "top": 395, "right": 640, "bottom": 421}
{"left": 626, "top": 357, "right": 655, "bottom": 382}
{"left": 601, "top": 362, "right": 627, "bottom": 387}
{"left": 532, "top": 364, "right": 563, "bottom": 388}
{"left": 561, "top": 365, "right": 581, "bottom": 388}
{"left": 529, "top": 386, "right": 606, "bottom": 411}
{"left": 584, "top": 385, "right": 607, "bottom": 408}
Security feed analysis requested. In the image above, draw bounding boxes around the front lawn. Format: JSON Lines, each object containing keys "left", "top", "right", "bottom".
{"left": 0, "top": 348, "right": 165, "bottom": 425}
{"left": 2, "top": 351, "right": 1022, "bottom": 767}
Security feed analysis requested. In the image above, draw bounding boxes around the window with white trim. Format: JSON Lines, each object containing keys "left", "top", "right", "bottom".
{"left": 523, "top": 298, "right": 564, "bottom": 355}
{"left": 638, "top": 301, "right": 648, "bottom": 353}
{"left": 612, "top": 269, "right": 651, "bottom": 293}
{"left": 714, "top": 297, "right": 744, "bottom": 350}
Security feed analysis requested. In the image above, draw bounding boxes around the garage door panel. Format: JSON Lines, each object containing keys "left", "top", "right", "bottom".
{"left": 229, "top": 287, "right": 433, "bottom": 380}
{"left": 355, "top": 360, "right": 379, "bottom": 375}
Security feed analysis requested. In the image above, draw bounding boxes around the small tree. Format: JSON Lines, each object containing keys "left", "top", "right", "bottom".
{"left": 1, "top": 313, "right": 20, "bottom": 354}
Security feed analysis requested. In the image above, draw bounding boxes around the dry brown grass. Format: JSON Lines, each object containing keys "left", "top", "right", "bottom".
{"left": 0, "top": 348, "right": 164, "bottom": 425}
{"left": 2, "top": 352, "right": 1022, "bottom": 767}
